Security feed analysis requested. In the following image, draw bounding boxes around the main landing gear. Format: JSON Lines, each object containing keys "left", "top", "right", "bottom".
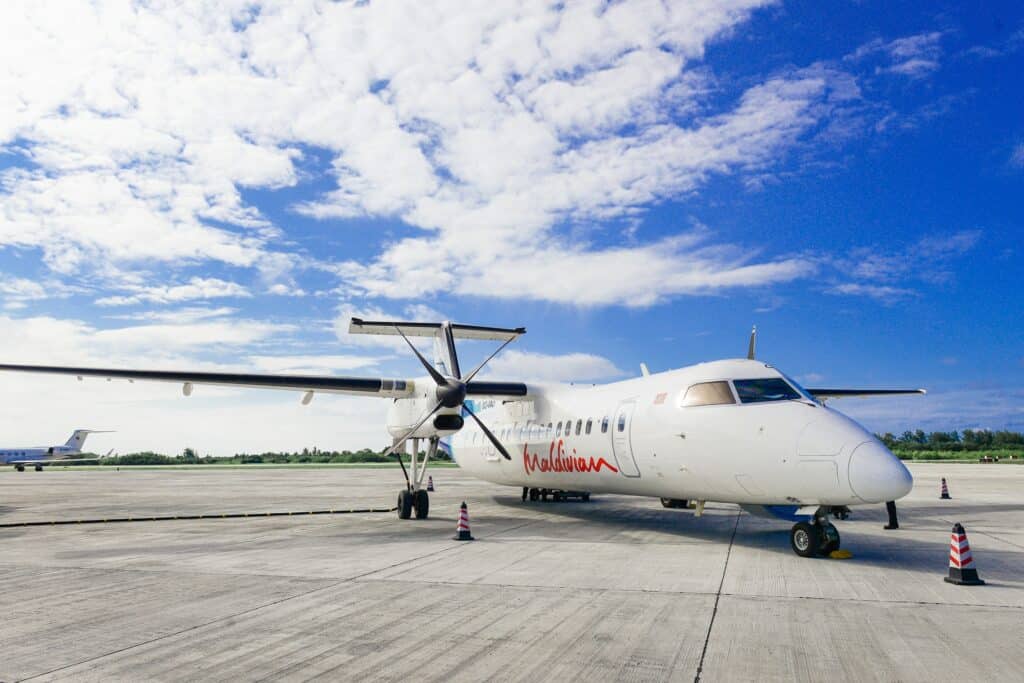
{"left": 521, "top": 487, "right": 590, "bottom": 502}
{"left": 396, "top": 436, "right": 435, "bottom": 520}
{"left": 789, "top": 508, "right": 841, "bottom": 558}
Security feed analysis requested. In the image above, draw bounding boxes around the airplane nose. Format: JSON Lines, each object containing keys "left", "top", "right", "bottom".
{"left": 848, "top": 441, "right": 913, "bottom": 503}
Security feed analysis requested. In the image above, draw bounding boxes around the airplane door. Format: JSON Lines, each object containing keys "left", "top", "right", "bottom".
{"left": 611, "top": 401, "right": 641, "bottom": 477}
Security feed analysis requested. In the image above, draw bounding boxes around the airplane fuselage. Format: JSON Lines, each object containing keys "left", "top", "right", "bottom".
{"left": 447, "top": 359, "right": 912, "bottom": 508}
{"left": 0, "top": 446, "right": 77, "bottom": 464}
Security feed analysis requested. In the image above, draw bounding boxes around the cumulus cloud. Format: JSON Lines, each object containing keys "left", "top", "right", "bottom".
{"left": 486, "top": 350, "right": 625, "bottom": 383}
{"left": 0, "top": 0, "right": 858, "bottom": 308}
{"left": 94, "top": 277, "right": 251, "bottom": 306}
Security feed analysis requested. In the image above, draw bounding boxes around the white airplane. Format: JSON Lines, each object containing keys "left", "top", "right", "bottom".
{"left": 0, "top": 320, "right": 921, "bottom": 557}
{"left": 1, "top": 429, "right": 114, "bottom": 471}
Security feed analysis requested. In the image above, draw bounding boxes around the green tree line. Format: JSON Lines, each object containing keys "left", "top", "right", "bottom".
{"left": 877, "top": 429, "right": 1024, "bottom": 452}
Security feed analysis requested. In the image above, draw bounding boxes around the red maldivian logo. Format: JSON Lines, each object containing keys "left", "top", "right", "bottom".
{"left": 523, "top": 440, "right": 619, "bottom": 476}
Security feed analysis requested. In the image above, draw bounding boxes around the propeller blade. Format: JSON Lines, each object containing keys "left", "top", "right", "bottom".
{"left": 463, "top": 403, "right": 511, "bottom": 460}
{"left": 394, "top": 324, "right": 447, "bottom": 386}
{"left": 383, "top": 400, "right": 443, "bottom": 459}
{"left": 441, "top": 321, "right": 461, "bottom": 379}
{"left": 747, "top": 325, "right": 757, "bottom": 360}
{"left": 462, "top": 333, "right": 519, "bottom": 384}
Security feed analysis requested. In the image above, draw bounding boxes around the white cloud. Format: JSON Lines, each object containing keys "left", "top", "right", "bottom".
{"left": 247, "top": 354, "right": 386, "bottom": 374}
{"left": 848, "top": 31, "right": 944, "bottom": 79}
{"left": 827, "top": 230, "right": 980, "bottom": 301}
{"left": 486, "top": 349, "right": 624, "bottom": 383}
{"left": 0, "top": 0, "right": 857, "bottom": 308}
{"left": 94, "top": 277, "right": 251, "bottom": 306}
{"left": 837, "top": 387, "right": 1024, "bottom": 434}
{"left": 827, "top": 282, "right": 917, "bottom": 304}
{"left": 0, "top": 313, "right": 391, "bottom": 454}
{"left": 1010, "top": 143, "right": 1024, "bottom": 168}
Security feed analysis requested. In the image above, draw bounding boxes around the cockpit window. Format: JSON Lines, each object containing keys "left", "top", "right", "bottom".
{"left": 681, "top": 381, "right": 735, "bottom": 407}
{"left": 733, "top": 378, "right": 801, "bottom": 403}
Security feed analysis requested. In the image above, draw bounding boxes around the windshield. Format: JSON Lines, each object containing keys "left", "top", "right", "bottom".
{"left": 733, "top": 378, "right": 802, "bottom": 403}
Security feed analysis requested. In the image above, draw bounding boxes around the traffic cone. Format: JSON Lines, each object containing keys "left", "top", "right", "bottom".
{"left": 940, "top": 477, "right": 951, "bottom": 499}
{"left": 944, "top": 523, "right": 984, "bottom": 585}
{"left": 453, "top": 501, "right": 473, "bottom": 541}
{"left": 427, "top": 475, "right": 435, "bottom": 492}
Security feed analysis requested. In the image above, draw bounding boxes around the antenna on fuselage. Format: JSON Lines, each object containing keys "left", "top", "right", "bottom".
{"left": 747, "top": 325, "right": 757, "bottom": 360}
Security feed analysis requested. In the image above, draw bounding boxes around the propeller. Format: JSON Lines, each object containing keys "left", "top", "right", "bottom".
{"left": 385, "top": 323, "right": 515, "bottom": 461}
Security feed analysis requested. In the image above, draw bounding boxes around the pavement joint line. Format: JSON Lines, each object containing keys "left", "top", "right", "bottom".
{"left": 347, "top": 576, "right": 1024, "bottom": 609}
{"left": 935, "top": 515, "right": 1024, "bottom": 551}
{"left": 693, "top": 509, "right": 742, "bottom": 683}
{"left": 16, "top": 536, "right": 473, "bottom": 682}
{"left": 0, "top": 508, "right": 398, "bottom": 528}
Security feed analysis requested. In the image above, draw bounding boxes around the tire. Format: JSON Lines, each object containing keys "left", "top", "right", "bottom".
{"left": 15, "top": 464, "right": 24, "bottom": 472}
{"left": 35, "top": 465, "right": 43, "bottom": 472}
{"left": 790, "top": 521, "right": 820, "bottom": 558}
{"left": 397, "top": 490, "right": 413, "bottom": 519}
{"left": 581, "top": 493, "right": 591, "bottom": 502}
{"left": 553, "top": 491, "right": 563, "bottom": 502}
{"left": 660, "top": 498, "right": 675, "bottom": 508}
{"left": 414, "top": 490, "right": 429, "bottom": 519}
{"left": 529, "top": 488, "right": 539, "bottom": 501}
{"left": 820, "top": 523, "right": 840, "bottom": 554}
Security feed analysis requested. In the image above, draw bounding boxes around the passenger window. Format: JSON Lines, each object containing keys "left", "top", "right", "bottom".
{"left": 681, "top": 381, "right": 735, "bottom": 407}
{"left": 575, "top": 420, "right": 582, "bottom": 435}
{"left": 547, "top": 423, "right": 553, "bottom": 438}
{"left": 617, "top": 414, "right": 626, "bottom": 432}
{"left": 601, "top": 416, "right": 609, "bottom": 433}
{"left": 585, "top": 419, "right": 592, "bottom": 435}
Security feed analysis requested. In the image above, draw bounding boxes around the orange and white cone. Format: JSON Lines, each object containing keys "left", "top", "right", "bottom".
{"left": 940, "top": 477, "right": 951, "bottom": 499}
{"left": 427, "top": 475, "right": 435, "bottom": 492}
{"left": 454, "top": 501, "right": 473, "bottom": 541}
{"left": 944, "top": 523, "right": 984, "bottom": 585}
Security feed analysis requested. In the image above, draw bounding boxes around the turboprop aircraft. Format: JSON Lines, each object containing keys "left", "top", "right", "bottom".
{"left": 0, "top": 320, "right": 922, "bottom": 557}
{"left": 1, "top": 429, "right": 114, "bottom": 471}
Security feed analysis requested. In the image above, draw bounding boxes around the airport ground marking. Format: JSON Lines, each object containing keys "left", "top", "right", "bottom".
{"left": 0, "top": 508, "right": 398, "bottom": 528}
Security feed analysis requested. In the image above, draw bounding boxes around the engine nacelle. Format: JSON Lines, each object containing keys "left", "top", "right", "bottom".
{"left": 386, "top": 396, "right": 463, "bottom": 439}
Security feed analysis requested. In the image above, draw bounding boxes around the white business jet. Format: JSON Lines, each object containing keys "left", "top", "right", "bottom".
{"left": 0, "top": 320, "right": 921, "bottom": 556}
{"left": 1, "top": 429, "right": 114, "bottom": 471}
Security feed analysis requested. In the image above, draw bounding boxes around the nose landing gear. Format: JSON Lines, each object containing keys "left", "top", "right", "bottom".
{"left": 395, "top": 436, "right": 436, "bottom": 520}
{"left": 789, "top": 509, "right": 841, "bottom": 558}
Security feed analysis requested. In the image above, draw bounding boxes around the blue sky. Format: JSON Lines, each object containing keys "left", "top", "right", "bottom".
{"left": 0, "top": 1, "right": 1021, "bottom": 454}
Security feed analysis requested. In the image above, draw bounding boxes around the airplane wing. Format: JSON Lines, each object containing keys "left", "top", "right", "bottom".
{"left": 806, "top": 388, "right": 926, "bottom": 400}
{"left": 0, "top": 364, "right": 528, "bottom": 398}
{"left": 8, "top": 456, "right": 105, "bottom": 466}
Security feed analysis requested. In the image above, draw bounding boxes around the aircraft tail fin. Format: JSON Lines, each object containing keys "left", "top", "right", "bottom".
{"left": 64, "top": 429, "right": 113, "bottom": 452}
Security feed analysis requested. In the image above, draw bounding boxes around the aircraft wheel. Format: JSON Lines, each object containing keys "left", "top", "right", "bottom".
{"left": 397, "top": 490, "right": 413, "bottom": 519}
{"left": 581, "top": 493, "right": 591, "bottom": 502}
{"left": 552, "top": 491, "right": 563, "bottom": 502}
{"left": 790, "top": 521, "right": 820, "bottom": 558}
{"left": 413, "top": 490, "right": 429, "bottom": 519}
{"left": 820, "top": 523, "right": 840, "bottom": 554}
{"left": 660, "top": 498, "right": 674, "bottom": 508}
{"left": 15, "top": 464, "right": 24, "bottom": 472}
{"left": 522, "top": 487, "right": 528, "bottom": 502}
{"left": 528, "top": 488, "right": 540, "bottom": 502}
{"left": 35, "top": 465, "right": 43, "bottom": 472}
